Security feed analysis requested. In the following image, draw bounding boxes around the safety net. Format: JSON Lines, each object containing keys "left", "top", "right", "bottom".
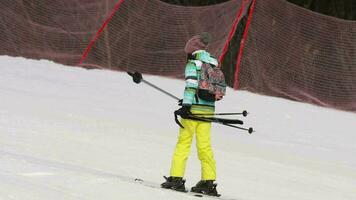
{"left": 78, "top": 0, "right": 248, "bottom": 77}
{"left": 0, "top": 0, "right": 355, "bottom": 112}
{"left": 0, "top": 0, "right": 117, "bottom": 66}
{"left": 0, "top": 0, "right": 247, "bottom": 76}
{"left": 237, "top": 0, "right": 356, "bottom": 112}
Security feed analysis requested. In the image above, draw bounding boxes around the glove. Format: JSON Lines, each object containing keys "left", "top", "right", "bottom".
{"left": 174, "top": 106, "right": 191, "bottom": 119}
{"left": 132, "top": 72, "right": 142, "bottom": 83}
{"left": 174, "top": 105, "right": 191, "bottom": 128}
{"left": 178, "top": 99, "right": 183, "bottom": 106}
{"left": 127, "top": 71, "right": 142, "bottom": 84}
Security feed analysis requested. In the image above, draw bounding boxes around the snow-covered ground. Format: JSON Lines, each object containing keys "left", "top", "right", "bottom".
{"left": 0, "top": 55, "right": 355, "bottom": 200}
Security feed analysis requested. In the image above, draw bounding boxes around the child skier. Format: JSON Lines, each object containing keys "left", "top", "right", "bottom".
{"left": 161, "top": 32, "right": 225, "bottom": 197}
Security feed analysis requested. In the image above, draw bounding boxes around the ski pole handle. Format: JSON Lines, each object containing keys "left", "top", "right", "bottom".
{"left": 127, "top": 72, "right": 143, "bottom": 84}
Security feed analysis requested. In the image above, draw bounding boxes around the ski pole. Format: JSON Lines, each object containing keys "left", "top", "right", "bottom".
{"left": 128, "top": 72, "right": 180, "bottom": 101}
{"left": 204, "top": 116, "right": 253, "bottom": 134}
{"left": 222, "top": 123, "right": 254, "bottom": 134}
{"left": 184, "top": 115, "right": 254, "bottom": 134}
{"left": 191, "top": 110, "right": 248, "bottom": 117}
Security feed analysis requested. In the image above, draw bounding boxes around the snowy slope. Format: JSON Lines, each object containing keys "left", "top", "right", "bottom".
{"left": 0, "top": 56, "right": 355, "bottom": 200}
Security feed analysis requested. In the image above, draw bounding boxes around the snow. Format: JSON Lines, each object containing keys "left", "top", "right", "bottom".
{"left": 0, "top": 55, "right": 355, "bottom": 200}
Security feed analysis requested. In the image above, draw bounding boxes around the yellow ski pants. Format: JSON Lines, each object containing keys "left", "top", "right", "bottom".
{"left": 170, "top": 116, "right": 216, "bottom": 180}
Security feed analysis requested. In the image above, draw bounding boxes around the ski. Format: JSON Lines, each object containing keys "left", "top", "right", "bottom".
{"left": 173, "top": 114, "right": 254, "bottom": 133}
{"left": 133, "top": 178, "right": 240, "bottom": 200}
{"left": 191, "top": 110, "right": 248, "bottom": 117}
{"left": 188, "top": 115, "right": 244, "bottom": 125}
{"left": 204, "top": 117, "right": 243, "bottom": 125}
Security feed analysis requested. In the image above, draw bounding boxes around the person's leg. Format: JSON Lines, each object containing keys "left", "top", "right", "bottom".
{"left": 170, "top": 118, "right": 197, "bottom": 178}
{"left": 191, "top": 122, "right": 220, "bottom": 196}
{"left": 196, "top": 121, "right": 216, "bottom": 180}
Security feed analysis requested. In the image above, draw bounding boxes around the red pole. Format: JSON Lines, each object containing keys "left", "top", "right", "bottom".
{"left": 233, "top": 0, "right": 257, "bottom": 89}
{"left": 78, "top": 0, "right": 125, "bottom": 66}
{"left": 218, "top": 0, "right": 246, "bottom": 64}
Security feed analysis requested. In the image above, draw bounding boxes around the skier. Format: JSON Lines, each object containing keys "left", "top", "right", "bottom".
{"left": 161, "top": 32, "right": 223, "bottom": 197}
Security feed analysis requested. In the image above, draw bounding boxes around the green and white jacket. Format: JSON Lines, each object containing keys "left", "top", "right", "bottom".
{"left": 182, "top": 50, "right": 218, "bottom": 113}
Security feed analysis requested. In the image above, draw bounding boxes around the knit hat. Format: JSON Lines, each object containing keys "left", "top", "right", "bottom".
{"left": 184, "top": 32, "right": 212, "bottom": 54}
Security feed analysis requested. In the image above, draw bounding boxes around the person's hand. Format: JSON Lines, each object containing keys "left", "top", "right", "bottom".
{"left": 215, "top": 93, "right": 223, "bottom": 101}
{"left": 174, "top": 106, "right": 191, "bottom": 119}
{"left": 178, "top": 99, "right": 183, "bottom": 106}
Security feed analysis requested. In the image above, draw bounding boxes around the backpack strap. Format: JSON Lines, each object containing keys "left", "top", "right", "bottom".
{"left": 192, "top": 50, "right": 218, "bottom": 66}
{"left": 190, "top": 60, "right": 202, "bottom": 103}
{"left": 190, "top": 60, "right": 203, "bottom": 68}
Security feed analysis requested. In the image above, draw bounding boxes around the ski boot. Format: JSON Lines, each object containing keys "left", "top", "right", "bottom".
{"left": 161, "top": 176, "right": 187, "bottom": 192}
{"left": 191, "top": 180, "right": 220, "bottom": 197}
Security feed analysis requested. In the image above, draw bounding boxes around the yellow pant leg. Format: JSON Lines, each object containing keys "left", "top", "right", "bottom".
{"left": 170, "top": 118, "right": 197, "bottom": 177}
{"left": 196, "top": 121, "right": 216, "bottom": 180}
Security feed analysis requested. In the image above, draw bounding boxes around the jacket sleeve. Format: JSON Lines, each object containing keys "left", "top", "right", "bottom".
{"left": 182, "top": 62, "right": 198, "bottom": 106}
